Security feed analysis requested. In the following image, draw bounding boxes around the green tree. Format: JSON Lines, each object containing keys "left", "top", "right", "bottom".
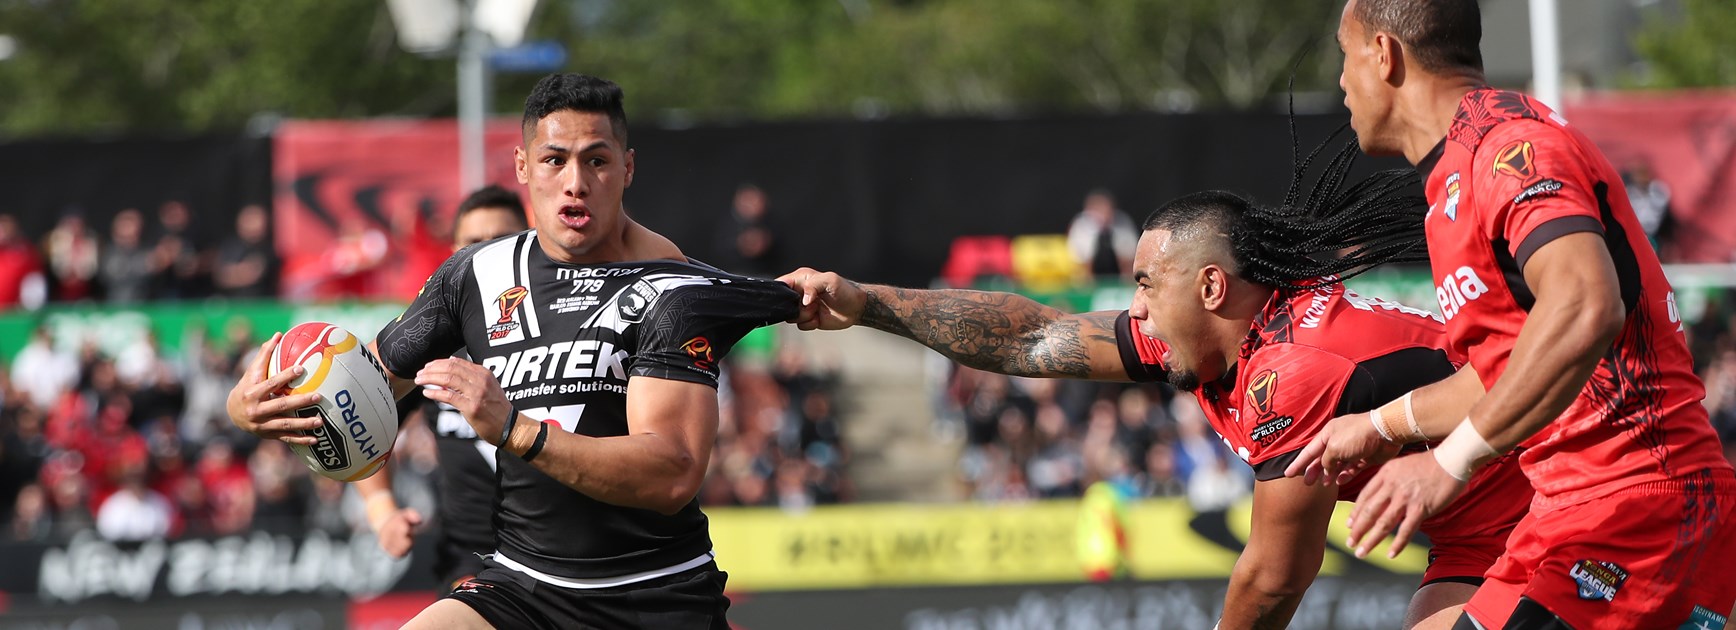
{"left": 1634, "top": 0, "right": 1736, "bottom": 88}
{"left": 0, "top": 0, "right": 454, "bottom": 136}
{"left": 0, "top": 0, "right": 1349, "bottom": 136}
{"left": 552, "top": 0, "right": 1343, "bottom": 119}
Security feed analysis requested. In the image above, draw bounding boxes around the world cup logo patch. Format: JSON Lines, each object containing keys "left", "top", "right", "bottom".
{"left": 489, "top": 286, "right": 530, "bottom": 340}
{"left": 1493, "top": 140, "right": 1536, "bottom": 180}
{"left": 682, "top": 336, "right": 716, "bottom": 371}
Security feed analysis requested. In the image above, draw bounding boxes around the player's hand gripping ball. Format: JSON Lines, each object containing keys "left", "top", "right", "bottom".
{"left": 268, "top": 322, "right": 398, "bottom": 482}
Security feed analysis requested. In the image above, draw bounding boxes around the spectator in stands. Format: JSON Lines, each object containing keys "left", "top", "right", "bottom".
{"left": 44, "top": 211, "right": 99, "bottom": 302}
{"left": 715, "top": 183, "right": 780, "bottom": 278}
{"left": 100, "top": 208, "right": 155, "bottom": 303}
{"left": 95, "top": 447, "right": 174, "bottom": 541}
{"left": 1185, "top": 452, "right": 1251, "bottom": 513}
{"left": 151, "top": 200, "right": 210, "bottom": 300}
{"left": 0, "top": 214, "right": 43, "bottom": 310}
{"left": 196, "top": 437, "right": 255, "bottom": 535}
{"left": 1623, "top": 161, "right": 1677, "bottom": 260}
{"left": 178, "top": 322, "right": 242, "bottom": 444}
{"left": 41, "top": 453, "right": 94, "bottom": 539}
{"left": 0, "top": 381, "right": 44, "bottom": 521}
{"left": 13, "top": 326, "right": 76, "bottom": 412}
{"left": 1703, "top": 347, "right": 1736, "bottom": 462}
{"left": 1139, "top": 442, "right": 1186, "bottom": 497}
{"left": 214, "top": 204, "right": 279, "bottom": 298}
{"left": 249, "top": 441, "right": 307, "bottom": 534}
{"left": 1065, "top": 189, "right": 1137, "bottom": 278}
{"left": 11, "top": 484, "right": 52, "bottom": 541}
{"left": 1027, "top": 405, "right": 1083, "bottom": 497}
{"left": 1114, "top": 389, "right": 1160, "bottom": 468}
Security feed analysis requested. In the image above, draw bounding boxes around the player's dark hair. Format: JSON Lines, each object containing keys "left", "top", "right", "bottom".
{"left": 1142, "top": 125, "right": 1427, "bottom": 289}
{"left": 522, "top": 73, "right": 630, "bottom": 145}
{"left": 1352, "top": 0, "right": 1483, "bottom": 74}
{"left": 453, "top": 185, "right": 528, "bottom": 231}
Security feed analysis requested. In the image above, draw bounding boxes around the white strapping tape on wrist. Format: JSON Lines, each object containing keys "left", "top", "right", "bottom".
{"left": 1369, "top": 407, "right": 1395, "bottom": 442}
{"left": 1402, "top": 392, "right": 1424, "bottom": 440}
{"left": 1433, "top": 417, "right": 1498, "bottom": 481}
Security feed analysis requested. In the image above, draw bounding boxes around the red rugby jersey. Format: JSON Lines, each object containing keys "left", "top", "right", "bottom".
{"left": 1117, "top": 282, "right": 1453, "bottom": 492}
{"left": 1417, "top": 87, "right": 1728, "bottom": 506}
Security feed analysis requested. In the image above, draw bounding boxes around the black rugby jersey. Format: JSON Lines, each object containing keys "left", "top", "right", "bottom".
{"left": 375, "top": 230, "right": 798, "bottom": 580}
{"left": 423, "top": 349, "right": 499, "bottom": 563}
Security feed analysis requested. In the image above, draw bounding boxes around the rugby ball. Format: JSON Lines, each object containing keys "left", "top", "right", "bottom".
{"left": 268, "top": 322, "right": 398, "bottom": 482}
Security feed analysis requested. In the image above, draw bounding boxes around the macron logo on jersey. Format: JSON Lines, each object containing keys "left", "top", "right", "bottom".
{"left": 1435, "top": 266, "right": 1490, "bottom": 321}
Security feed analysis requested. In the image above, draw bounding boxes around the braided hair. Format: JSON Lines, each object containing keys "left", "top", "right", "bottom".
{"left": 1143, "top": 124, "right": 1428, "bottom": 290}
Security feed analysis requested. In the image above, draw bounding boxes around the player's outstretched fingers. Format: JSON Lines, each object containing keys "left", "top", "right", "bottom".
{"left": 1387, "top": 504, "right": 1426, "bottom": 559}
{"left": 1334, "top": 462, "right": 1365, "bottom": 486}
{"left": 252, "top": 411, "right": 324, "bottom": 436}
{"left": 418, "top": 358, "right": 512, "bottom": 440}
{"left": 1287, "top": 437, "right": 1329, "bottom": 483}
{"left": 247, "top": 333, "right": 281, "bottom": 381}
{"left": 251, "top": 391, "right": 323, "bottom": 423}
{"left": 251, "top": 361, "right": 307, "bottom": 398}
{"left": 1346, "top": 477, "right": 1389, "bottom": 548}
{"left": 1353, "top": 499, "right": 1406, "bottom": 559}
{"left": 258, "top": 429, "right": 320, "bottom": 447}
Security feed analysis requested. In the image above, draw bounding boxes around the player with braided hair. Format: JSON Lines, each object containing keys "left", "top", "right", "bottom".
{"left": 778, "top": 133, "right": 1532, "bottom": 630}
{"left": 1233, "top": 124, "right": 1429, "bottom": 289}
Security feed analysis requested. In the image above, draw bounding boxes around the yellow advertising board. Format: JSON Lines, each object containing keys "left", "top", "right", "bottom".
{"left": 708, "top": 496, "right": 1428, "bottom": 591}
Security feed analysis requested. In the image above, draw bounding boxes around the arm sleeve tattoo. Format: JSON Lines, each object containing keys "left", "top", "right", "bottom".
{"left": 858, "top": 285, "right": 1121, "bottom": 378}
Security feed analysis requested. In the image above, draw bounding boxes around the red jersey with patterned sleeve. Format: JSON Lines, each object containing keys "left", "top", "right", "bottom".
{"left": 1119, "top": 283, "right": 1454, "bottom": 482}
{"left": 1417, "top": 87, "right": 1730, "bottom": 507}
{"left": 1114, "top": 283, "right": 1531, "bottom": 582}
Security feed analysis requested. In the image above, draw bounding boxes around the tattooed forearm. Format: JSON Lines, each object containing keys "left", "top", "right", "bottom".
{"left": 858, "top": 285, "right": 1121, "bottom": 378}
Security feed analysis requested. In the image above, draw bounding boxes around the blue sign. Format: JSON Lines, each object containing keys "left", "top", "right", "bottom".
{"left": 489, "top": 40, "right": 566, "bottom": 72}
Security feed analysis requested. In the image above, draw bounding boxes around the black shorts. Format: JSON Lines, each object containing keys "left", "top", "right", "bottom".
{"left": 433, "top": 538, "right": 490, "bottom": 592}
{"left": 446, "top": 559, "right": 730, "bottom": 630}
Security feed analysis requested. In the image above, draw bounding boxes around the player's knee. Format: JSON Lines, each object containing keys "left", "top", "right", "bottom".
{"left": 403, "top": 599, "right": 495, "bottom": 630}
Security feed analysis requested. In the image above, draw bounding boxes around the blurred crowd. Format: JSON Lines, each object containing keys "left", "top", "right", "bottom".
{"left": 1691, "top": 289, "right": 1736, "bottom": 463}
{"left": 942, "top": 368, "right": 1251, "bottom": 511}
{"left": 0, "top": 170, "right": 1715, "bottom": 543}
{"left": 0, "top": 201, "right": 280, "bottom": 310}
{"left": 702, "top": 349, "right": 853, "bottom": 511}
{"left": 0, "top": 324, "right": 849, "bottom": 544}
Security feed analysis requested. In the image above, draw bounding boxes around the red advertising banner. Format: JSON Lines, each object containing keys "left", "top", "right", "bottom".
{"left": 1564, "top": 91, "right": 1736, "bottom": 262}
{"left": 271, "top": 95, "right": 1736, "bottom": 302}
{"left": 271, "top": 120, "right": 526, "bottom": 301}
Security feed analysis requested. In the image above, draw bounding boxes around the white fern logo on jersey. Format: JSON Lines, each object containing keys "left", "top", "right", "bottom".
{"left": 1435, "top": 266, "right": 1490, "bottom": 321}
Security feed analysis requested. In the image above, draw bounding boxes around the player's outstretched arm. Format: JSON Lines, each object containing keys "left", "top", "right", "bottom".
{"left": 1219, "top": 475, "right": 1338, "bottom": 630}
{"left": 1346, "top": 232, "right": 1625, "bottom": 559}
{"left": 779, "top": 267, "right": 1130, "bottom": 380}
{"left": 1285, "top": 364, "right": 1487, "bottom": 485}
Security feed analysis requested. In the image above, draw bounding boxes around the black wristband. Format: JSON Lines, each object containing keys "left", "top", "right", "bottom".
{"left": 498, "top": 412, "right": 518, "bottom": 447}
{"left": 521, "top": 421, "right": 549, "bottom": 462}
